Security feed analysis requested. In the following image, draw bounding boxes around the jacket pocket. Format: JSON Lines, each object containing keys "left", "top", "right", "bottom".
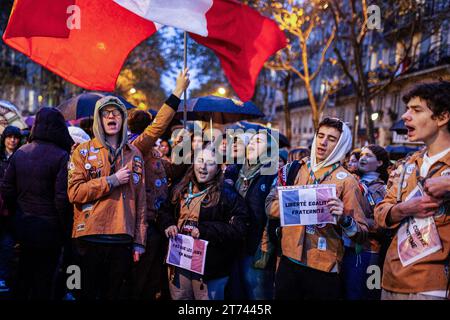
{"left": 306, "top": 248, "right": 337, "bottom": 272}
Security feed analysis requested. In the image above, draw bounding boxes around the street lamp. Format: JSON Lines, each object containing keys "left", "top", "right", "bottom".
{"left": 217, "top": 87, "right": 226, "bottom": 95}
{"left": 371, "top": 112, "right": 379, "bottom": 121}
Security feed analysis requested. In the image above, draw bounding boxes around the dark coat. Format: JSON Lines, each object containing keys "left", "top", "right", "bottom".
{"left": 158, "top": 182, "right": 249, "bottom": 280}
{"left": 228, "top": 164, "right": 277, "bottom": 255}
{"left": 0, "top": 108, "right": 73, "bottom": 247}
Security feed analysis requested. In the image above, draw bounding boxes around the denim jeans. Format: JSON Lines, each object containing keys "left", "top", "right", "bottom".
{"left": 0, "top": 230, "right": 14, "bottom": 280}
{"left": 229, "top": 255, "right": 274, "bottom": 300}
{"left": 342, "top": 247, "right": 381, "bottom": 300}
{"left": 170, "top": 267, "right": 229, "bottom": 300}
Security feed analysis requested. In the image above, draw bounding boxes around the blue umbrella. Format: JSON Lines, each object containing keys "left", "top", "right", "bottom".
{"left": 175, "top": 96, "right": 264, "bottom": 124}
{"left": 57, "top": 92, "right": 136, "bottom": 120}
{"left": 385, "top": 145, "right": 421, "bottom": 154}
{"left": 390, "top": 119, "right": 408, "bottom": 134}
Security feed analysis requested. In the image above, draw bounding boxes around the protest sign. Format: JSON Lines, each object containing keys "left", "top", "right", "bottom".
{"left": 398, "top": 185, "right": 442, "bottom": 266}
{"left": 278, "top": 184, "right": 337, "bottom": 226}
{"left": 166, "top": 234, "right": 208, "bottom": 275}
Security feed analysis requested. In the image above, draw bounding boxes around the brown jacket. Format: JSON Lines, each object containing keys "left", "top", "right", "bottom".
{"left": 131, "top": 104, "right": 175, "bottom": 222}
{"left": 68, "top": 138, "right": 147, "bottom": 246}
{"left": 266, "top": 160, "right": 369, "bottom": 273}
{"left": 375, "top": 149, "right": 450, "bottom": 294}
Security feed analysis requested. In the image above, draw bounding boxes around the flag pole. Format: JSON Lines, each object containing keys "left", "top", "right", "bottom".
{"left": 183, "top": 31, "right": 188, "bottom": 129}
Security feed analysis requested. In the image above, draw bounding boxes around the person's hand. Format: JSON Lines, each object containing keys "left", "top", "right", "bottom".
{"left": 190, "top": 227, "right": 200, "bottom": 239}
{"left": 115, "top": 166, "right": 131, "bottom": 185}
{"left": 133, "top": 250, "right": 142, "bottom": 263}
{"left": 172, "top": 68, "right": 190, "bottom": 98}
{"left": 391, "top": 195, "right": 442, "bottom": 223}
{"left": 424, "top": 176, "right": 450, "bottom": 199}
{"left": 165, "top": 225, "right": 179, "bottom": 239}
{"left": 327, "top": 197, "right": 344, "bottom": 223}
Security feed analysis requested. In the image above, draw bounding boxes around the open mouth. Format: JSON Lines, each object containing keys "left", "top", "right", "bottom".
{"left": 107, "top": 121, "right": 117, "bottom": 129}
{"left": 197, "top": 171, "right": 208, "bottom": 178}
{"left": 317, "top": 147, "right": 326, "bottom": 154}
{"left": 405, "top": 125, "right": 415, "bottom": 136}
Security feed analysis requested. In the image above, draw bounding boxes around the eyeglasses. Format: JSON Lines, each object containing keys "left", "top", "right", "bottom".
{"left": 101, "top": 109, "right": 122, "bottom": 118}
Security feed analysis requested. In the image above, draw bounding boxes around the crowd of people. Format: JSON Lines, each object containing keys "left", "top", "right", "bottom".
{"left": 0, "top": 73, "right": 449, "bottom": 300}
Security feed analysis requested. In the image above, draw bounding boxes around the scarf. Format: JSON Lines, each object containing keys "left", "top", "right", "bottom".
{"left": 360, "top": 172, "right": 381, "bottom": 184}
{"left": 177, "top": 181, "right": 211, "bottom": 231}
{"left": 235, "top": 161, "right": 265, "bottom": 198}
{"left": 310, "top": 121, "right": 352, "bottom": 172}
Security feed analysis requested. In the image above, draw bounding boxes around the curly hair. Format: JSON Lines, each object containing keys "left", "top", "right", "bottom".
{"left": 317, "top": 117, "right": 344, "bottom": 134}
{"left": 402, "top": 81, "right": 450, "bottom": 132}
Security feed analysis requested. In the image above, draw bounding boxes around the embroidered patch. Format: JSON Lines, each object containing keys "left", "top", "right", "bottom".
{"left": 133, "top": 173, "right": 140, "bottom": 184}
{"left": 306, "top": 225, "right": 315, "bottom": 235}
{"left": 318, "top": 237, "right": 327, "bottom": 251}
{"left": 76, "top": 224, "right": 85, "bottom": 232}
{"left": 406, "top": 164, "right": 415, "bottom": 174}
{"left": 79, "top": 149, "right": 88, "bottom": 157}
{"left": 336, "top": 172, "right": 348, "bottom": 180}
{"left": 81, "top": 203, "right": 93, "bottom": 212}
{"left": 90, "top": 146, "right": 100, "bottom": 154}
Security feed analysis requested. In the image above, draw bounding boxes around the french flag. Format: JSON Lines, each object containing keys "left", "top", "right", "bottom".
{"left": 167, "top": 234, "right": 208, "bottom": 275}
{"left": 115, "top": 0, "right": 287, "bottom": 101}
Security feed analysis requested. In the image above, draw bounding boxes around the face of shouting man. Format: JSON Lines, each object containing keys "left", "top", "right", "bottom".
{"left": 101, "top": 105, "right": 123, "bottom": 137}
{"left": 315, "top": 126, "right": 341, "bottom": 162}
{"left": 401, "top": 96, "right": 449, "bottom": 145}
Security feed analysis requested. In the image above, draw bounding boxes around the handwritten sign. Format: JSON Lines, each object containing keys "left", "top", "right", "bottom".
{"left": 398, "top": 185, "right": 442, "bottom": 266}
{"left": 166, "top": 234, "right": 208, "bottom": 275}
{"left": 278, "top": 184, "right": 337, "bottom": 226}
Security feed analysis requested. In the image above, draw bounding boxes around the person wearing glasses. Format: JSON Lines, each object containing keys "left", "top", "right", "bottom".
{"left": 68, "top": 95, "right": 148, "bottom": 300}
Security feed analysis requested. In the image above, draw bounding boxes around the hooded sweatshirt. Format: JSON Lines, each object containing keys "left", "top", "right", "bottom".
{"left": 68, "top": 97, "right": 147, "bottom": 246}
{"left": 0, "top": 108, "right": 73, "bottom": 246}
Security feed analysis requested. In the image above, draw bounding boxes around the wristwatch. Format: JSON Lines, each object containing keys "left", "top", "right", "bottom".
{"left": 341, "top": 215, "right": 353, "bottom": 228}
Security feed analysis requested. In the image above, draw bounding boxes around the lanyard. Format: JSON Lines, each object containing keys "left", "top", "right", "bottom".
{"left": 415, "top": 160, "right": 446, "bottom": 191}
{"left": 183, "top": 182, "right": 211, "bottom": 208}
{"left": 306, "top": 161, "right": 340, "bottom": 185}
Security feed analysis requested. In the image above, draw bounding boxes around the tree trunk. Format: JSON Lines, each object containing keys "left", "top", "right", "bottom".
{"left": 283, "top": 72, "right": 292, "bottom": 141}
{"left": 352, "top": 97, "right": 360, "bottom": 149}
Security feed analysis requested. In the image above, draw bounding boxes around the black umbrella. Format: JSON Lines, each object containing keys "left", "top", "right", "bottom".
{"left": 175, "top": 96, "right": 264, "bottom": 124}
{"left": 57, "top": 92, "right": 136, "bottom": 120}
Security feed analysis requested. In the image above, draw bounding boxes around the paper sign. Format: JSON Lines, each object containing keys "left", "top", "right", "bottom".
{"left": 278, "top": 184, "right": 337, "bottom": 226}
{"left": 166, "top": 234, "right": 209, "bottom": 275}
{"left": 397, "top": 185, "right": 442, "bottom": 267}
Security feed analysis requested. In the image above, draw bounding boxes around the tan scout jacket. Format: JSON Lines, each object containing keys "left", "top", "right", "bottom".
{"left": 375, "top": 150, "right": 450, "bottom": 294}
{"left": 68, "top": 138, "right": 147, "bottom": 246}
{"left": 266, "top": 161, "right": 369, "bottom": 272}
{"left": 131, "top": 104, "right": 175, "bottom": 222}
